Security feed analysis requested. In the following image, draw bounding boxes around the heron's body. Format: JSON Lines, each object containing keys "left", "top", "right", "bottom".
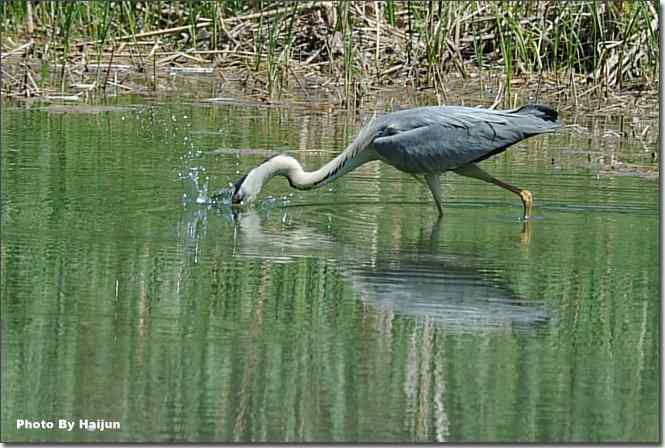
{"left": 232, "top": 104, "right": 562, "bottom": 218}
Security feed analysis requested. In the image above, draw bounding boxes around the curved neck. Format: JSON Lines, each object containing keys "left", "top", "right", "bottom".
{"left": 255, "top": 147, "right": 377, "bottom": 191}
{"left": 244, "top": 115, "right": 382, "bottom": 199}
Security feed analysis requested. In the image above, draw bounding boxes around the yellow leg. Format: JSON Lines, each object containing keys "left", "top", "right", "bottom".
{"left": 519, "top": 190, "right": 533, "bottom": 220}
{"left": 520, "top": 220, "right": 532, "bottom": 244}
{"left": 454, "top": 164, "right": 533, "bottom": 219}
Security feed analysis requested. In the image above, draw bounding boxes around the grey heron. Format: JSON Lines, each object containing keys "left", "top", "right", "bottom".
{"left": 231, "top": 104, "right": 562, "bottom": 219}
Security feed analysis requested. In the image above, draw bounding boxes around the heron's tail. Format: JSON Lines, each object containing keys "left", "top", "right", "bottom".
{"left": 511, "top": 104, "right": 562, "bottom": 127}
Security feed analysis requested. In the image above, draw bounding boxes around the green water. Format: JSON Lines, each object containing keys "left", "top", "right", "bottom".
{"left": 1, "top": 100, "right": 659, "bottom": 442}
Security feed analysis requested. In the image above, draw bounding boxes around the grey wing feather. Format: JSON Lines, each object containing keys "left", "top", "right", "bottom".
{"left": 371, "top": 105, "right": 561, "bottom": 174}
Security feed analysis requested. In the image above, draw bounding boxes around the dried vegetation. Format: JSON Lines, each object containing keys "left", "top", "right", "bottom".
{"left": 1, "top": 1, "right": 659, "bottom": 110}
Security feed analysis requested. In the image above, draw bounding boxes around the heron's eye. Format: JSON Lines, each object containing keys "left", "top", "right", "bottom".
{"left": 231, "top": 190, "right": 244, "bottom": 204}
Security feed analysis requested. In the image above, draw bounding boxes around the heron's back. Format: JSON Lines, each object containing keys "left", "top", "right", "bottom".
{"left": 371, "top": 104, "right": 562, "bottom": 173}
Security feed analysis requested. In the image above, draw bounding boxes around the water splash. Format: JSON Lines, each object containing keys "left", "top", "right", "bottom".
{"left": 210, "top": 186, "right": 234, "bottom": 205}
{"left": 176, "top": 133, "right": 285, "bottom": 210}
{"left": 179, "top": 166, "right": 211, "bottom": 205}
{"left": 177, "top": 123, "right": 213, "bottom": 206}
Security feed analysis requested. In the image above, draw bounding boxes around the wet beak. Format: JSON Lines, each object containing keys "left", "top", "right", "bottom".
{"left": 231, "top": 174, "right": 248, "bottom": 207}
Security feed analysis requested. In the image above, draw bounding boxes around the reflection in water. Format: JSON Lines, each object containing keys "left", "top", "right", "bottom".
{"left": 233, "top": 210, "right": 551, "bottom": 333}
{"left": 225, "top": 209, "right": 457, "bottom": 441}
{"left": 234, "top": 210, "right": 337, "bottom": 260}
{"left": 1, "top": 103, "right": 658, "bottom": 443}
{"left": 225, "top": 208, "right": 554, "bottom": 442}
{"left": 349, "top": 257, "right": 550, "bottom": 332}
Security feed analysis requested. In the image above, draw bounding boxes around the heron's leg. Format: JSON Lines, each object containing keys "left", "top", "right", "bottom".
{"left": 453, "top": 164, "right": 533, "bottom": 219}
{"left": 424, "top": 173, "right": 444, "bottom": 216}
{"left": 409, "top": 173, "right": 428, "bottom": 188}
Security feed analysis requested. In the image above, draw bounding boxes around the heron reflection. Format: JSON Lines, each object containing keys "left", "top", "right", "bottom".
{"left": 231, "top": 210, "right": 551, "bottom": 332}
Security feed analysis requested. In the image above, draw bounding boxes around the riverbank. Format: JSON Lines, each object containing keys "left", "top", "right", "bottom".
{"left": 1, "top": 1, "right": 659, "bottom": 109}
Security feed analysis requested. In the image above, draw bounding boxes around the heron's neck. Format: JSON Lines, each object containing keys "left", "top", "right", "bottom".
{"left": 255, "top": 148, "right": 376, "bottom": 191}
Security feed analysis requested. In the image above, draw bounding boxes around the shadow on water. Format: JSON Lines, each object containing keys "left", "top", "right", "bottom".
{"left": 222, "top": 208, "right": 552, "bottom": 334}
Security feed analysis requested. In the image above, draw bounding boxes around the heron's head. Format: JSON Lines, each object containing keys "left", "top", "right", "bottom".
{"left": 232, "top": 155, "right": 292, "bottom": 206}
{"left": 231, "top": 169, "right": 263, "bottom": 206}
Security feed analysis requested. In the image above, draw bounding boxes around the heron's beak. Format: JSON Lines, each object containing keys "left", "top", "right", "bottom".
{"left": 231, "top": 174, "right": 248, "bottom": 208}
{"left": 231, "top": 194, "right": 243, "bottom": 207}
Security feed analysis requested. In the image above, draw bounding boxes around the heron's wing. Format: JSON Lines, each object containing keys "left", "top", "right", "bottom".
{"left": 371, "top": 106, "right": 559, "bottom": 174}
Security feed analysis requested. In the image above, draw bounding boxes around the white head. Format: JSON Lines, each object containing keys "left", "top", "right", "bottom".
{"left": 231, "top": 155, "right": 302, "bottom": 206}
{"left": 231, "top": 168, "right": 264, "bottom": 206}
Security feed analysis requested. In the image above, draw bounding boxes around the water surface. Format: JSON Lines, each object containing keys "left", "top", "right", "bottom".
{"left": 1, "top": 99, "right": 659, "bottom": 442}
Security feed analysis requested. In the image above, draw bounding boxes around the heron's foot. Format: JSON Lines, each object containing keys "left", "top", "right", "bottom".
{"left": 519, "top": 190, "right": 533, "bottom": 220}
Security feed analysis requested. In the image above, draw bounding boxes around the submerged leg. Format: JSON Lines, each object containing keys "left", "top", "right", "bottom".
{"left": 424, "top": 173, "right": 444, "bottom": 217}
{"left": 453, "top": 164, "right": 533, "bottom": 219}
